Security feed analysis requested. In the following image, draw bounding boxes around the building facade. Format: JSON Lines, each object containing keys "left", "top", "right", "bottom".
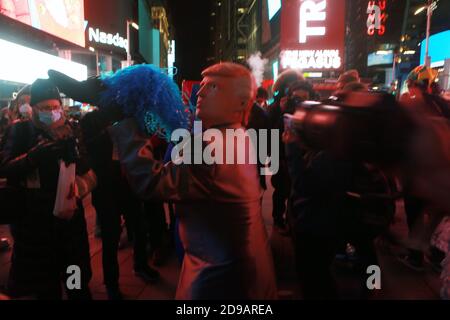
{"left": 210, "top": 0, "right": 262, "bottom": 64}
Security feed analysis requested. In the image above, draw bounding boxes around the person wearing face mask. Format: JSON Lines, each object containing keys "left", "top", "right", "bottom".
{"left": 267, "top": 70, "right": 304, "bottom": 233}
{"left": 0, "top": 79, "right": 96, "bottom": 300}
{"left": 9, "top": 85, "right": 32, "bottom": 123}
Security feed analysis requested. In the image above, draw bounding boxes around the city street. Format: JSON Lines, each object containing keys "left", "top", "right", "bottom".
{"left": 0, "top": 0, "right": 449, "bottom": 305}
{"left": 0, "top": 180, "right": 441, "bottom": 300}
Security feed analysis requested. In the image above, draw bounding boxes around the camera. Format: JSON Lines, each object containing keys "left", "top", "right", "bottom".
{"left": 283, "top": 91, "right": 416, "bottom": 166}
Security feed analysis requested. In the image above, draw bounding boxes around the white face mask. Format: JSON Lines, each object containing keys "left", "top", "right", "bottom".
{"left": 19, "top": 103, "right": 32, "bottom": 118}
{"left": 38, "top": 110, "right": 62, "bottom": 126}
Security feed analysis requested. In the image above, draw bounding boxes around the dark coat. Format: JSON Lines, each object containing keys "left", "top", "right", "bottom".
{"left": 0, "top": 120, "right": 92, "bottom": 299}
{"left": 285, "top": 142, "right": 353, "bottom": 238}
{"left": 246, "top": 103, "right": 270, "bottom": 189}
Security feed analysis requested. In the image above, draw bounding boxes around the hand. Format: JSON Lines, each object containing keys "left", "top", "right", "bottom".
{"left": 48, "top": 70, "right": 104, "bottom": 106}
{"left": 81, "top": 107, "right": 125, "bottom": 140}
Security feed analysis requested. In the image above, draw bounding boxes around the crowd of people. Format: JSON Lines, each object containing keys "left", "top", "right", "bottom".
{"left": 0, "top": 61, "right": 449, "bottom": 300}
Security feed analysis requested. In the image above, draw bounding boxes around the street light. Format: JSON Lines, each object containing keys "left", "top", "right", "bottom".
{"left": 415, "top": 0, "right": 437, "bottom": 67}
{"left": 414, "top": 6, "right": 426, "bottom": 15}
{"left": 131, "top": 22, "right": 139, "bottom": 30}
{"left": 126, "top": 20, "right": 139, "bottom": 67}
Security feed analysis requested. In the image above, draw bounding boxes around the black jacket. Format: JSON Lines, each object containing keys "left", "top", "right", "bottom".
{"left": 285, "top": 142, "right": 353, "bottom": 237}
{"left": 0, "top": 120, "right": 92, "bottom": 298}
{"left": 247, "top": 103, "right": 270, "bottom": 189}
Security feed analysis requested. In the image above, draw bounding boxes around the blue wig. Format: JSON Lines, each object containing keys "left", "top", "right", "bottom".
{"left": 99, "top": 64, "right": 190, "bottom": 141}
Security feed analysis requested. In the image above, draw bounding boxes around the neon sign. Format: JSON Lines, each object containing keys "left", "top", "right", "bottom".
{"left": 299, "top": 0, "right": 327, "bottom": 43}
{"left": 268, "top": 0, "right": 282, "bottom": 20}
{"left": 88, "top": 27, "right": 128, "bottom": 50}
{"left": 280, "top": 0, "right": 345, "bottom": 71}
{"left": 367, "top": 0, "right": 386, "bottom": 36}
{"left": 281, "top": 49, "right": 341, "bottom": 70}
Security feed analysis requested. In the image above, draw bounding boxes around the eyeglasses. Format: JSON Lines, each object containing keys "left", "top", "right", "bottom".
{"left": 35, "top": 105, "right": 61, "bottom": 112}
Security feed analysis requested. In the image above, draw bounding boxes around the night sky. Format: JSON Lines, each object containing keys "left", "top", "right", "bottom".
{"left": 167, "top": 0, "right": 212, "bottom": 84}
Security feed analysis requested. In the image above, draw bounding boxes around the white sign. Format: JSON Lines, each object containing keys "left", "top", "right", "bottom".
{"left": 88, "top": 27, "right": 128, "bottom": 51}
{"left": 299, "top": 0, "right": 327, "bottom": 43}
{"left": 168, "top": 40, "right": 176, "bottom": 79}
{"left": 280, "top": 49, "right": 341, "bottom": 70}
{"left": 0, "top": 38, "right": 88, "bottom": 84}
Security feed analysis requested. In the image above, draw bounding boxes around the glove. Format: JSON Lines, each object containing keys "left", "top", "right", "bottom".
{"left": 26, "top": 140, "right": 66, "bottom": 167}
{"left": 48, "top": 70, "right": 104, "bottom": 106}
{"left": 81, "top": 107, "right": 125, "bottom": 141}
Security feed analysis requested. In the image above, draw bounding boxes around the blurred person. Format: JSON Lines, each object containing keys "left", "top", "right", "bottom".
{"left": 1, "top": 86, "right": 31, "bottom": 161}
{"left": 109, "top": 62, "right": 277, "bottom": 299}
{"left": 402, "top": 66, "right": 449, "bottom": 118}
{"left": 398, "top": 93, "right": 450, "bottom": 299}
{"left": 268, "top": 69, "right": 304, "bottom": 232}
{"left": 342, "top": 81, "right": 368, "bottom": 93}
{"left": 247, "top": 87, "right": 270, "bottom": 190}
{"left": 0, "top": 79, "right": 96, "bottom": 300}
{"left": 283, "top": 89, "right": 397, "bottom": 299}
{"left": 9, "top": 85, "right": 32, "bottom": 122}
{"left": 0, "top": 107, "right": 11, "bottom": 139}
{"left": 284, "top": 128, "right": 396, "bottom": 299}
{"left": 335, "top": 70, "right": 361, "bottom": 92}
{"left": 80, "top": 110, "right": 161, "bottom": 300}
{"left": 398, "top": 66, "right": 449, "bottom": 271}
{"left": 278, "top": 82, "right": 450, "bottom": 299}
{"left": 248, "top": 87, "right": 269, "bottom": 130}
{"left": 255, "top": 87, "right": 269, "bottom": 109}
{"left": 283, "top": 80, "right": 316, "bottom": 114}
{"left": 284, "top": 129, "right": 348, "bottom": 299}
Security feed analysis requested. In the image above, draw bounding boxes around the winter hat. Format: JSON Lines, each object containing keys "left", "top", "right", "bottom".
{"left": 30, "top": 79, "right": 61, "bottom": 106}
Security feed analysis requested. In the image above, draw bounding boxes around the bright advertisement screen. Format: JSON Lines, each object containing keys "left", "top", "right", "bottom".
{"left": 420, "top": 30, "right": 450, "bottom": 68}
{"left": 0, "top": 0, "right": 85, "bottom": 47}
{"left": 0, "top": 38, "right": 87, "bottom": 84}
{"left": 268, "top": 0, "right": 281, "bottom": 20}
{"left": 368, "top": 51, "right": 393, "bottom": 67}
{"left": 280, "top": 0, "right": 346, "bottom": 71}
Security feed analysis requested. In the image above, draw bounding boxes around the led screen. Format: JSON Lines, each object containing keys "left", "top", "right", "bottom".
{"left": 268, "top": 0, "right": 281, "bottom": 20}
{"left": 368, "top": 51, "right": 394, "bottom": 66}
{"left": 0, "top": 0, "right": 85, "bottom": 47}
{"left": 420, "top": 30, "right": 450, "bottom": 68}
{"left": 0, "top": 38, "right": 87, "bottom": 84}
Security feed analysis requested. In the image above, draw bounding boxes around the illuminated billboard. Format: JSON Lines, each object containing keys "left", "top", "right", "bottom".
{"left": 367, "top": 0, "right": 387, "bottom": 36}
{"left": 0, "top": 38, "right": 87, "bottom": 84}
{"left": 280, "top": 0, "right": 346, "bottom": 71}
{"left": 367, "top": 50, "right": 393, "bottom": 67}
{"left": 0, "top": 0, "right": 85, "bottom": 47}
{"left": 420, "top": 30, "right": 450, "bottom": 68}
{"left": 268, "top": 0, "right": 281, "bottom": 20}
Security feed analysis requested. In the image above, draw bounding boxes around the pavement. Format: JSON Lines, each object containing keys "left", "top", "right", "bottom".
{"left": 0, "top": 179, "right": 442, "bottom": 300}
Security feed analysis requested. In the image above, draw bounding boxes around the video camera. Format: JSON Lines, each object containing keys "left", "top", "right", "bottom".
{"left": 283, "top": 91, "right": 417, "bottom": 166}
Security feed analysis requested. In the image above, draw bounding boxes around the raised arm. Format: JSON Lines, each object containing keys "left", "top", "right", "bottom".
{"left": 108, "top": 118, "right": 214, "bottom": 202}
